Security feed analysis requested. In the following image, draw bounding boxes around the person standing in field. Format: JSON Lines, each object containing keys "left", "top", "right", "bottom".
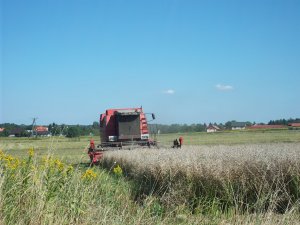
{"left": 89, "top": 139, "right": 95, "bottom": 150}
{"left": 88, "top": 139, "right": 95, "bottom": 161}
{"left": 179, "top": 136, "right": 183, "bottom": 148}
{"left": 173, "top": 139, "right": 179, "bottom": 148}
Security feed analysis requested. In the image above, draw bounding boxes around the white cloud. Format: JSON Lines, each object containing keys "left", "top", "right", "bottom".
{"left": 163, "top": 89, "right": 175, "bottom": 95}
{"left": 215, "top": 84, "right": 233, "bottom": 91}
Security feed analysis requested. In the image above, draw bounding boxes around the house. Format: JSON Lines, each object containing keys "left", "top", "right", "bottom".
{"left": 9, "top": 128, "right": 27, "bottom": 137}
{"left": 288, "top": 123, "right": 300, "bottom": 129}
{"left": 231, "top": 122, "right": 247, "bottom": 130}
{"left": 0, "top": 128, "right": 5, "bottom": 132}
{"left": 248, "top": 124, "right": 286, "bottom": 129}
{"left": 206, "top": 124, "right": 220, "bottom": 133}
{"left": 34, "top": 126, "right": 50, "bottom": 136}
{"left": 35, "top": 126, "right": 48, "bottom": 132}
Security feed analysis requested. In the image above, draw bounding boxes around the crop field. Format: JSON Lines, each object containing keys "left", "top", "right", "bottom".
{"left": 103, "top": 144, "right": 300, "bottom": 213}
{"left": 1, "top": 130, "right": 300, "bottom": 224}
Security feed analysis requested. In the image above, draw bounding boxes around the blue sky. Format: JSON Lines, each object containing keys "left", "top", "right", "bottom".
{"left": 1, "top": 0, "right": 300, "bottom": 125}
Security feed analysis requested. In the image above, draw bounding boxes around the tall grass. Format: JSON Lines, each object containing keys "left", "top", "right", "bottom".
{"left": 0, "top": 149, "right": 166, "bottom": 225}
{"left": 101, "top": 143, "right": 300, "bottom": 216}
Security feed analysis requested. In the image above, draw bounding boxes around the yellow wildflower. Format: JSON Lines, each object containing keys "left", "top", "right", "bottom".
{"left": 28, "top": 147, "right": 34, "bottom": 157}
{"left": 0, "top": 152, "right": 20, "bottom": 170}
{"left": 66, "top": 165, "right": 74, "bottom": 173}
{"left": 82, "top": 169, "right": 97, "bottom": 180}
{"left": 54, "top": 159, "right": 64, "bottom": 171}
{"left": 4, "top": 155, "right": 14, "bottom": 162}
{"left": 10, "top": 158, "right": 20, "bottom": 170}
{"left": 0, "top": 150, "right": 4, "bottom": 159}
{"left": 113, "top": 165, "right": 123, "bottom": 176}
{"left": 42, "top": 156, "right": 47, "bottom": 163}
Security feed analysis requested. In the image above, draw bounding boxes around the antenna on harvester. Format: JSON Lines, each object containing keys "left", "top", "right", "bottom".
{"left": 31, "top": 117, "right": 38, "bottom": 137}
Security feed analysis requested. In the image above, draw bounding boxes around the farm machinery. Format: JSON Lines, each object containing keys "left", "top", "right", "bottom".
{"left": 88, "top": 107, "right": 157, "bottom": 164}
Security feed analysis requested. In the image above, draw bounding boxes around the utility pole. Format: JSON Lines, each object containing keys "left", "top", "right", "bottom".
{"left": 31, "top": 117, "right": 38, "bottom": 137}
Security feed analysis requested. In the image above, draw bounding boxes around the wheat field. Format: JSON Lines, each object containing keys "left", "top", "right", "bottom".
{"left": 101, "top": 143, "right": 300, "bottom": 215}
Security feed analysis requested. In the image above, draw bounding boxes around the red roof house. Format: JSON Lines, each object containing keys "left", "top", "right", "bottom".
{"left": 34, "top": 126, "right": 49, "bottom": 136}
{"left": 288, "top": 123, "right": 300, "bottom": 128}
{"left": 35, "top": 126, "right": 49, "bottom": 132}
{"left": 248, "top": 124, "right": 286, "bottom": 129}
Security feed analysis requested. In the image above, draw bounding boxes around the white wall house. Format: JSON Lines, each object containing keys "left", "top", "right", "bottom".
{"left": 231, "top": 122, "right": 247, "bottom": 130}
{"left": 206, "top": 125, "right": 220, "bottom": 133}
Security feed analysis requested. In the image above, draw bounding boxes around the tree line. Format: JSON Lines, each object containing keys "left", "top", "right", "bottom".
{"left": 268, "top": 118, "right": 300, "bottom": 125}
{"left": 0, "top": 122, "right": 100, "bottom": 138}
{"left": 1, "top": 118, "right": 299, "bottom": 137}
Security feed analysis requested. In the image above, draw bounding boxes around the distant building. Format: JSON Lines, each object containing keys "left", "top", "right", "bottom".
{"left": 206, "top": 124, "right": 220, "bottom": 133}
{"left": 0, "top": 128, "right": 5, "bottom": 132}
{"left": 248, "top": 124, "right": 286, "bottom": 129}
{"left": 35, "top": 126, "right": 48, "bottom": 132}
{"left": 231, "top": 122, "right": 248, "bottom": 130}
{"left": 288, "top": 123, "right": 300, "bottom": 129}
{"left": 35, "top": 126, "right": 50, "bottom": 136}
{"left": 9, "top": 128, "right": 27, "bottom": 137}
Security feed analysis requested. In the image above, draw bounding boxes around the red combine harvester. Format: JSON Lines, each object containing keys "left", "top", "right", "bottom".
{"left": 88, "top": 107, "right": 157, "bottom": 164}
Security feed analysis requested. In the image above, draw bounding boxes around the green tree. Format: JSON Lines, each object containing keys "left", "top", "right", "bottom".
{"left": 66, "top": 126, "right": 80, "bottom": 138}
{"left": 48, "top": 123, "right": 61, "bottom": 136}
{"left": 92, "top": 122, "right": 99, "bottom": 129}
{"left": 0, "top": 129, "right": 9, "bottom": 137}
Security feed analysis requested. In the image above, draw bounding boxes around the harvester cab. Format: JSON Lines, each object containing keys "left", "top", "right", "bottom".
{"left": 88, "top": 107, "right": 157, "bottom": 164}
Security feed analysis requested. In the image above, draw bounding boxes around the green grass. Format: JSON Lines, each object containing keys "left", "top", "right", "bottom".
{"left": 2, "top": 129, "right": 299, "bottom": 156}
{"left": 156, "top": 130, "right": 300, "bottom": 146}
{"left": 0, "top": 136, "right": 93, "bottom": 164}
